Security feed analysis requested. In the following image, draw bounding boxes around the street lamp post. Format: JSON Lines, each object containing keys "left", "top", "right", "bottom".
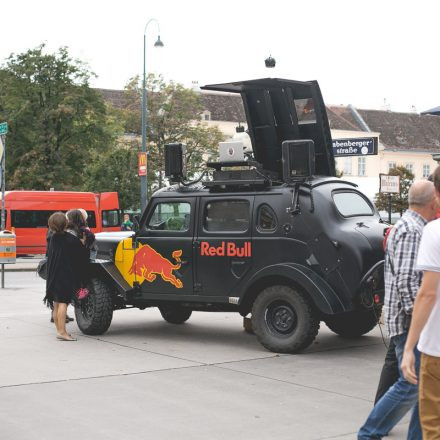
{"left": 141, "top": 18, "right": 164, "bottom": 213}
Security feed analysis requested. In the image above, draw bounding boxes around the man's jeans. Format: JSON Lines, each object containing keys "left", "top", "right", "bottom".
{"left": 358, "top": 332, "right": 422, "bottom": 440}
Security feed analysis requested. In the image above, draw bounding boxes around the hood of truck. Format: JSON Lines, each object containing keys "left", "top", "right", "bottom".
{"left": 201, "top": 78, "right": 335, "bottom": 176}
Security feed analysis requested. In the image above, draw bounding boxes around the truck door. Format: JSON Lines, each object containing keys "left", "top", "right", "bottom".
{"left": 195, "top": 196, "right": 253, "bottom": 297}
{"left": 134, "top": 198, "right": 195, "bottom": 295}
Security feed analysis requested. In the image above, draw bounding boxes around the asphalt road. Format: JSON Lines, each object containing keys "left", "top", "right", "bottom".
{"left": 0, "top": 271, "right": 410, "bottom": 440}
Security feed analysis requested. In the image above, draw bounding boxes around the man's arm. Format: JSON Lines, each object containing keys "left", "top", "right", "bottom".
{"left": 401, "top": 270, "right": 439, "bottom": 384}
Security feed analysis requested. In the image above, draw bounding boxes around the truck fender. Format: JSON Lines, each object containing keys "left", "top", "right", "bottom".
{"left": 241, "top": 263, "right": 346, "bottom": 315}
{"left": 90, "top": 260, "right": 133, "bottom": 296}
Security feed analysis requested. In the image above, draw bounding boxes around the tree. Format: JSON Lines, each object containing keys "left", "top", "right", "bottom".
{"left": 0, "top": 45, "right": 115, "bottom": 190}
{"left": 375, "top": 166, "right": 415, "bottom": 216}
{"left": 116, "top": 74, "right": 224, "bottom": 194}
{"left": 82, "top": 138, "right": 140, "bottom": 212}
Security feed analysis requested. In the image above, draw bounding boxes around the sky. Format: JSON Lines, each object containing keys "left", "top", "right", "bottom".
{"left": 1, "top": 0, "right": 439, "bottom": 113}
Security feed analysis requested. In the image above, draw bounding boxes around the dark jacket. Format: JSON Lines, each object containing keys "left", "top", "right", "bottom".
{"left": 44, "top": 231, "right": 90, "bottom": 305}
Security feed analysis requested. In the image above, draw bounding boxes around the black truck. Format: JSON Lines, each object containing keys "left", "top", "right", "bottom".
{"left": 75, "top": 78, "right": 386, "bottom": 353}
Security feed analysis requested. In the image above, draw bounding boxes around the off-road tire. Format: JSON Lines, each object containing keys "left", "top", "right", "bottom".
{"left": 251, "top": 285, "right": 319, "bottom": 353}
{"left": 324, "top": 306, "right": 382, "bottom": 338}
{"left": 75, "top": 277, "right": 113, "bottom": 335}
{"left": 159, "top": 306, "right": 192, "bottom": 324}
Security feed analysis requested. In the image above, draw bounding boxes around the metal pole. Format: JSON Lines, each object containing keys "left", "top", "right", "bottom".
{"left": 1, "top": 134, "right": 5, "bottom": 288}
{"left": 388, "top": 193, "right": 392, "bottom": 224}
{"left": 140, "top": 18, "right": 162, "bottom": 214}
{"left": 141, "top": 33, "right": 147, "bottom": 214}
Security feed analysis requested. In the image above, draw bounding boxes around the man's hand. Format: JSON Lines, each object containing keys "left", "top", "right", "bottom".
{"left": 401, "top": 348, "right": 418, "bottom": 384}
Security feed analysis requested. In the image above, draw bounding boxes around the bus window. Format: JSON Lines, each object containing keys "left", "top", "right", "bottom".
{"left": 11, "top": 210, "right": 97, "bottom": 228}
{"left": 85, "top": 211, "right": 97, "bottom": 228}
{"left": 12, "top": 210, "right": 55, "bottom": 228}
{"left": 102, "top": 209, "right": 120, "bottom": 227}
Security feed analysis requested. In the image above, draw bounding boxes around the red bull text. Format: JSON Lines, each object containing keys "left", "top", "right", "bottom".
{"left": 200, "top": 241, "right": 251, "bottom": 257}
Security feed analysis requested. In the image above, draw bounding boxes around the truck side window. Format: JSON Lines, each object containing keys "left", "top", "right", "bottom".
{"left": 204, "top": 200, "right": 250, "bottom": 232}
{"left": 332, "top": 191, "right": 374, "bottom": 217}
{"left": 257, "top": 204, "right": 277, "bottom": 232}
{"left": 147, "top": 202, "right": 191, "bottom": 231}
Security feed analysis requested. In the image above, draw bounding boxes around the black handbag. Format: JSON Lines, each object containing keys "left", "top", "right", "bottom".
{"left": 37, "top": 258, "right": 48, "bottom": 280}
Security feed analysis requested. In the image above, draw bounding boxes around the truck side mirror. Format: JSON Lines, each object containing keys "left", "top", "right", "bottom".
{"left": 133, "top": 215, "right": 140, "bottom": 231}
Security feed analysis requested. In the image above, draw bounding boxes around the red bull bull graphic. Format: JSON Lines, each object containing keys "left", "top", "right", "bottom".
{"left": 115, "top": 238, "right": 183, "bottom": 288}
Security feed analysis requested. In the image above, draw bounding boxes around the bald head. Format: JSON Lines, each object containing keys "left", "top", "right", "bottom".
{"left": 408, "top": 180, "right": 435, "bottom": 207}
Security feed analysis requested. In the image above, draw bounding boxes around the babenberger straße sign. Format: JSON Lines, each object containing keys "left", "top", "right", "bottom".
{"left": 332, "top": 137, "right": 378, "bottom": 157}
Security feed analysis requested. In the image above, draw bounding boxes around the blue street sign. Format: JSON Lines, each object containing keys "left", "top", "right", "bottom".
{"left": 0, "top": 122, "right": 8, "bottom": 136}
{"left": 332, "top": 137, "right": 378, "bottom": 157}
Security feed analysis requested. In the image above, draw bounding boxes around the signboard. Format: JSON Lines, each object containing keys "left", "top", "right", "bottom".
{"left": 332, "top": 137, "right": 378, "bottom": 157}
{"left": 138, "top": 152, "right": 147, "bottom": 176}
{"left": 380, "top": 174, "right": 400, "bottom": 193}
{"left": 0, "top": 122, "right": 8, "bottom": 136}
{"left": 0, "top": 137, "right": 3, "bottom": 161}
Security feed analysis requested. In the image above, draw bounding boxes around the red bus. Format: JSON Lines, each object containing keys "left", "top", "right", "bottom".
{"left": 1, "top": 191, "right": 121, "bottom": 255}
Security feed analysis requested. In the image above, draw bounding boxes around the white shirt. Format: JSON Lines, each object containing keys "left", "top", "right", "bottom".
{"left": 415, "top": 218, "right": 440, "bottom": 357}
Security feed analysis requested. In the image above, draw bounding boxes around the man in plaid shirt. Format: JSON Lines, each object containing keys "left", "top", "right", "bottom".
{"left": 359, "top": 180, "right": 438, "bottom": 440}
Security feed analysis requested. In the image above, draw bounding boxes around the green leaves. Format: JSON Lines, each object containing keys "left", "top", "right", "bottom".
{"left": 375, "top": 166, "right": 415, "bottom": 216}
{"left": 0, "top": 45, "right": 113, "bottom": 190}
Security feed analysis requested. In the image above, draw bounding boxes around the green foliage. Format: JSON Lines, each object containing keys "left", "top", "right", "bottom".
{"left": 0, "top": 45, "right": 115, "bottom": 190}
{"left": 115, "top": 74, "right": 224, "bottom": 193}
{"left": 82, "top": 138, "right": 140, "bottom": 212}
{"left": 375, "top": 166, "right": 415, "bottom": 216}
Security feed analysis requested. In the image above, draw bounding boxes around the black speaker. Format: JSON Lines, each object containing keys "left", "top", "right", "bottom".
{"left": 281, "top": 139, "right": 315, "bottom": 181}
{"left": 165, "top": 143, "right": 187, "bottom": 182}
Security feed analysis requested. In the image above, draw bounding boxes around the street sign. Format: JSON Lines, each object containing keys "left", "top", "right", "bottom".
{"left": 332, "top": 137, "right": 378, "bottom": 157}
{"left": 0, "top": 136, "right": 4, "bottom": 160}
{"left": 138, "top": 152, "right": 147, "bottom": 176}
{"left": 0, "top": 122, "right": 8, "bottom": 136}
{"left": 380, "top": 174, "right": 400, "bottom": 193}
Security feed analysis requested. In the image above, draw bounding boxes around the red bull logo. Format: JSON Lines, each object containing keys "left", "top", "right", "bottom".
{"left": 128, "top": 244, "right": 183, "bottom": 288}
{"left": 200, "top": 241, "right": 251, "bottom": 257}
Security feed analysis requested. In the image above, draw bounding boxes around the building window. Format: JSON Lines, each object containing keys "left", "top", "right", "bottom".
{"left": 202, "top": 111, "right": 211, "bottom": 121}
{"left": 405, "top": 163, "right": 414, "bottom": 173}
{"left": 423, "top": 164, "right": 431, "bottom": 178}
{"left": 388, "top": 162, "right": 396, "bottom": 171}
{"left": 343, "top": 157, "right": 352, "bottom": 175}
{"left": 358, "top": 157, "right": 366, "bottom": 176}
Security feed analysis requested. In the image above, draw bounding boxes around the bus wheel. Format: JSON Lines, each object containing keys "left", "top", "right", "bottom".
{"left": 75, "top": 277, "right": 113, "bottom": 335}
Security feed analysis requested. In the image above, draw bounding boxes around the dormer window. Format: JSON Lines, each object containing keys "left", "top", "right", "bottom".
{"left": 202, "top": 111, "right": 211, "bottom": 121}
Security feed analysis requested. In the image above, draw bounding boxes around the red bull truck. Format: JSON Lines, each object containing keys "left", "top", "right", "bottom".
{"left": 76, "top": 78, "right": 386, "bottom": 353}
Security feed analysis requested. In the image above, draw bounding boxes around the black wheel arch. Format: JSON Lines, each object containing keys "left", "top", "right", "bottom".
{"left": 239, "top": 263, "right": 347, "bottom": 316}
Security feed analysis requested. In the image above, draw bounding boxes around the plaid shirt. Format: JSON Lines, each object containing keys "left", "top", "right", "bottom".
{"left": 384, "top": 209, "right": 427, "bottom": 337}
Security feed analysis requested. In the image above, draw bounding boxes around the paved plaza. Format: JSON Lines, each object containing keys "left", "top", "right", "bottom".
{"left": 0, "top": 271, "right": 410, "bottom": 440}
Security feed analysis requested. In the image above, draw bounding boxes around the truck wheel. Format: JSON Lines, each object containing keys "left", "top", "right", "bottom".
{"left": 251, "top": 285, "right": 319, "bottom": 353}
{"left": 324, "top": 307, "right": 381, "bottom": 338}
{"left": 75, "top": 277, "right": 113, "bottom": 335}
{"left": 159, "top": 306, "right": 192, "bottom": 324}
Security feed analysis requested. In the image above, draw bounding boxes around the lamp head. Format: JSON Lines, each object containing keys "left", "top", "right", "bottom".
{"left": 265, "top": 55, "right": 276, "bottom": 68}
{"left": 154, "top": 36, "right": 164, "bottom": 47}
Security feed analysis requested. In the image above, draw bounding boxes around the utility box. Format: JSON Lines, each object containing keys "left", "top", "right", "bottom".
{"left": 0, "top": 230, "right": 16, "bottom": 264}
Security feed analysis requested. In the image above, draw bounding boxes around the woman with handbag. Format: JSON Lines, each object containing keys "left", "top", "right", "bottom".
{"left": 43, "top": 212, "right": 89, "bottom": 341}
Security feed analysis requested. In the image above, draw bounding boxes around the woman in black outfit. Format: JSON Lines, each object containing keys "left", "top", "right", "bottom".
{"left": 44, "top": 212, "right": 89, "bottom": 341}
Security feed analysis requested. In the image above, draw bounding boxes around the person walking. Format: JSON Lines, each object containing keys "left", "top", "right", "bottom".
{"left": 402, "top": 168, "right": 440, "bottom": 439}
{"left": 43, "top": 212, "right": 89, "bottom": 341}
{"left": 358, "top": 179, "right": 438, "bottom": 440}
